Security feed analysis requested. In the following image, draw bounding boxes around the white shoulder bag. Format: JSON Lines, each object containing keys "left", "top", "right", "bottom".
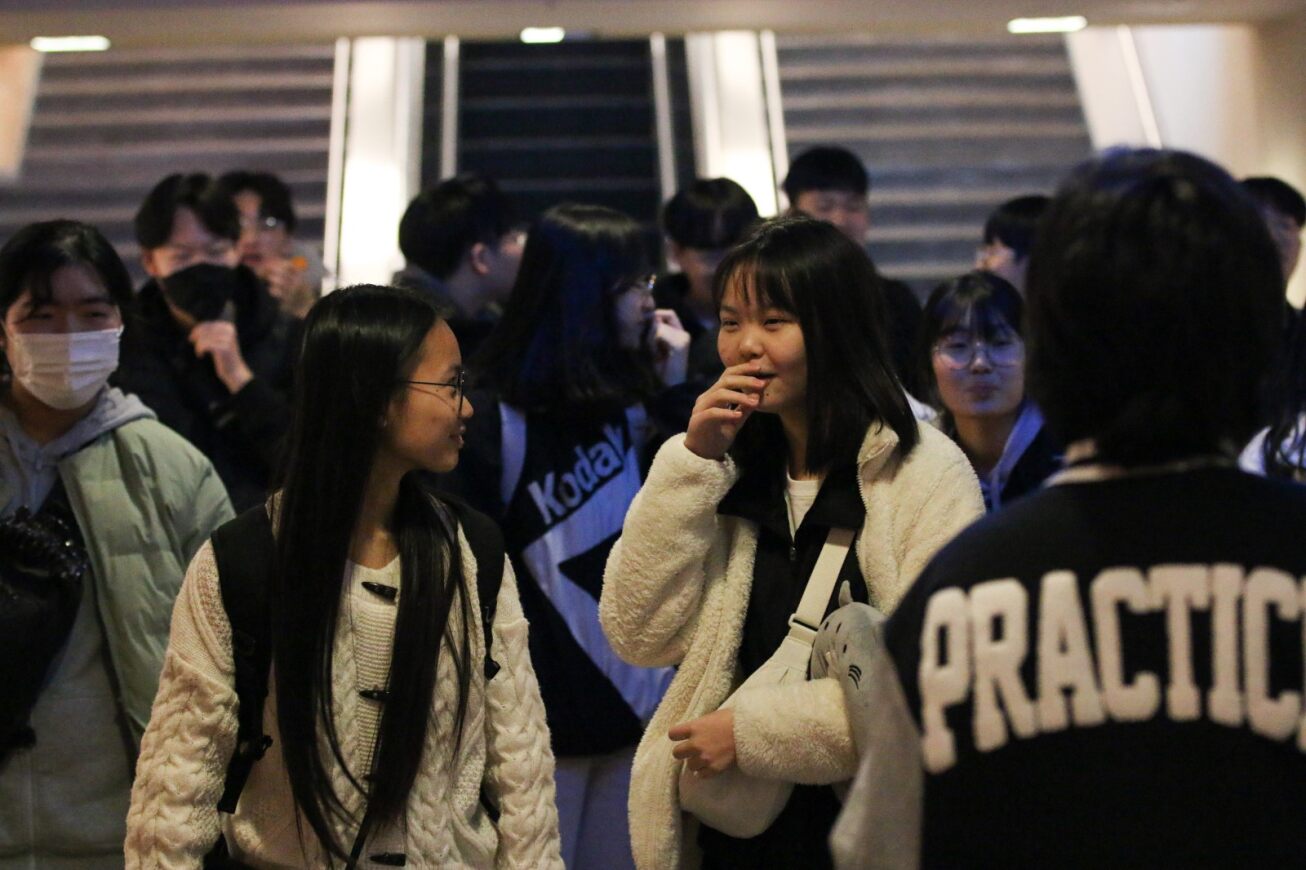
{"left": 678, "top": 526, "right": 856, "bottom": 839}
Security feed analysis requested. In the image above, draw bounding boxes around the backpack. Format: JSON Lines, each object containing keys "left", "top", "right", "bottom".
{"left": 207, "top": 493, "right": 505, "bottom": 821}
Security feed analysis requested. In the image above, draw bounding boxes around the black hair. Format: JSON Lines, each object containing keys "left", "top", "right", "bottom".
{"left": 1242, "top": 176, "right": 1306, "bottom": 226}
{"left": 713, "top": 215, "right": 918, "bottom": 474}
{"left": 0, "top": 219, "right": 134, "bottom": 320}
{"left": 1261, "top": 313, "right": 1306, "bottom": 479}
{"left": 133, "top": 172, "right": 241, "bottom": 249}
{"left": 782, "top": 146, "right": 869, "bottom": 201}
{"left": 1026, "top": 148, "right": 1283, "bottom": 466}
{"left": 916, "top": 270, "right": 1024, "bottom": 410}
{"left": 661, "top": 178, "right": 760, "bottom": 249}
{"left": 982, "top": 195, "right": 1050, "bottom": 260}
{"left": 473, "top": 203, "right": 657, "bottom": 410}
{"left": 218, "top": 169, "right": 298, "bottom": 233}
{"left": 398, "top": 172, "right": 515, "bottom": 281}
{"left": 272, "top": 284, "right": 470, "bottom": 859}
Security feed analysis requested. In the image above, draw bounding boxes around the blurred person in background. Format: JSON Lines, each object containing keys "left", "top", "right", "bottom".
{"left": 974, "top": 194, "right": 1049, "bottom": 295}
{"left": 657, "top": 178, "right": 760, "bottom": 384}
{"left": 782, "top": 146, "right": 923, "bottom": 397}
{"left": 442, "top": 203, "right": 691, "bottom": 870}
{"left": 916, "top": 271, "right": 1060, "bottom": 512}
{"left": 114, "top": 172, "right": 298, "bottom": 511}
{"left": 1242, "top": 175, "right": 1304, "bottom": 286}
{"left": 0, "top": 220, "right": 231, "bottom": 869}
{"left": 218, "top": 169, "right": 328, "bottom": 320}
{"left": 394, "top": 172, "right": 525, "bottom": 361}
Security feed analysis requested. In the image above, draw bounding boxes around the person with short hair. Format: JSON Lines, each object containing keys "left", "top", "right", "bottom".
{"left": 394, "top": 172, "right": 525, "bottom": 360}
{"left": 832, "top": 149, "right": 1306, "bottom": 869}
{"left": 1242, "top": 175, "right": 1305, "bottom": 284}
{"left": 601, "top": 216, "right": 982, "bottom": 869}
{"left": 114, "top": 172, "right": 298, "bottom": 511}
{"left": 658, "top": 178, "right": 760, "bottom": 383}
{"left": 782, "top": 146, "right": 922, "bottom": 396}
{"left": 218, "top": 169, "right": 326, "bottom": 320}
{"left": 974, "top": 194, "right": 1049, "bottom": 294}
{"left": 917, "top": 271, "right": 1060, "bottom": 511}
{"left": 0, "top": 220, "right": 232, "bottom": 868}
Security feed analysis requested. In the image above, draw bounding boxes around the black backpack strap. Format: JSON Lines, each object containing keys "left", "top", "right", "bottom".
{"left": 210, "top": 504, "right": 277, "bottom": 815}
{"left": 443, "top": 495, "right": 504, "bottom": 681}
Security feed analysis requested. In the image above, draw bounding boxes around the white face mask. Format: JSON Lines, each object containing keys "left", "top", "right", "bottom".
{"left": 4, "top": 327, "right": 123, "bottom": 410}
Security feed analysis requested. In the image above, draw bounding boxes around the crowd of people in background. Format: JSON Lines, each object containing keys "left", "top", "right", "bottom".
{"left": 0, "top": 134, "right": 1304, "bottom": 870}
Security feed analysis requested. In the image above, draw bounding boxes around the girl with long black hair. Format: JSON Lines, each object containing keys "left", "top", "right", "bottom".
{"left": 444, "top": 203, "right": 690, "bottom": 869}
{"left": 125, "top": 285, "right": 561, "bottom": 867}
{"left": 600, "top": 216, "right": 984, "bottom": 869}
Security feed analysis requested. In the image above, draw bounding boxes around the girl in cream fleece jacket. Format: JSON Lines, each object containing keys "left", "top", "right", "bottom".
{"left": 599, "top": 217, "right": 984, "bottom": 868}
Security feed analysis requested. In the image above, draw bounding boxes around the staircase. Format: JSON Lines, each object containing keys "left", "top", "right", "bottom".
{"left": 0, "top": 44, "right": 335, "bottom": 282}
{"left": 774, "top": 33, "right": 1092, "bottom": 294}
{"left": 448, "top": 39, "right": 665, "bottom": 229}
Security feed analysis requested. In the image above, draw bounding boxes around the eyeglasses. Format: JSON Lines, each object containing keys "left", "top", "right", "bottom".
{"left": 933, "top": 334, "right": 1024, "bottom": 369}
{"left": 400, "top": 368, "right": 465, "bottom": 416}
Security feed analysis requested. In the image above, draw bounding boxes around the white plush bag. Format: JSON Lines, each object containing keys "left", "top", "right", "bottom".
{"left": 678, "top": 527, "right": 856, "bottom": 838}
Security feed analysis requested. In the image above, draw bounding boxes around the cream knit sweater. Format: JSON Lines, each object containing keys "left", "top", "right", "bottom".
{"left": 600, "top": 426, "right": 984, "bottom": 869}
{"left": 124, "top": 525, "right": 563, "bottom": 869}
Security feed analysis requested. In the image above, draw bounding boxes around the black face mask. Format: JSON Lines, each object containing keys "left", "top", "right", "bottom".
{"left": 160, "top": 263, "right": 240, "bottom": 323}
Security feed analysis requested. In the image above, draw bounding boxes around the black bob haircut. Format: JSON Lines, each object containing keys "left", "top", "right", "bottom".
{"left": 916, "top": 270, "right": 1024, "bottom": 409}
{"left": 661, "top": 178, "right": 760, "bottom": 250}
{"left": 133, "top": 172, "right": 241, "bottom": 249}
{"left": 782, "top": 146, "right": 869, "bottom": 201}
{"left": 218, "top": 169, "right": 298, "bottom": 233}
{"left": 713, "top": 215, "right": 918, "bottom": 475}
{"left": 982, "top": 194, "right": 1050, "bottom": 260}
{"left": 398, "top": 172, "right": 514, "bottom": 281}
{"left": 1026, "top": 148, "right": 1283, "bottom": 467}
{"left": 1241, "top": 176, "right": 1306, "bottom": 226}
{"left": 0, "top": 219, "right": 134, "bottom": 320}
{"left": 472, "top": 202, "right": 657, "bottom": 410}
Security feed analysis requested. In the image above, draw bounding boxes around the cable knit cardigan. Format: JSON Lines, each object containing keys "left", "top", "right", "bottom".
{"left": 124, "top": 524, "right": 563, "bottom": 869}
{"left": 599, "top": 424, "right": 984, "bottom": 869}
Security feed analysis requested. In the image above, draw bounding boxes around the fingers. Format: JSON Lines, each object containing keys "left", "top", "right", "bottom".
{"left": 668, "top": 722, "right": 693, "bottom": 741}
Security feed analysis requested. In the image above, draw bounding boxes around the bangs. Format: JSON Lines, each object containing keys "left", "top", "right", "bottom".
{"left": 936, "top": 296, "right": 1018, "bottom": 339}
{"left": 713, "top": 255, "right": 798, "bottom": 315}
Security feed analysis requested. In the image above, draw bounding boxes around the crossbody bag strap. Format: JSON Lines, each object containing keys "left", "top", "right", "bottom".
{"left": 786, "top": 526, "right": 857, "bottom": 647}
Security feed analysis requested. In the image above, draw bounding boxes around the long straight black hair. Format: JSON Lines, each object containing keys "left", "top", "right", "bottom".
{"left": 472, "top": 202, "right": 658, "bottom": 410}
{"left": 713, "top": 215, "right": 919, "bottom": 475}
{"left": 273, "top": 284, "right": 471, "bottom": 860}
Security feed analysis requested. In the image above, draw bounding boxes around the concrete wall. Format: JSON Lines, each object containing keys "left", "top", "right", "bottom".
{"left": 1068, "top": 19, "right": 1306, "bottom": 305}
{"left": 0, "top": 46, "right": 40, "bottom": 182}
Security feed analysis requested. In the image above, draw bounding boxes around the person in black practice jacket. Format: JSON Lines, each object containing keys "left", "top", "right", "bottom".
{"left": 832, "top": 148, "right": 1306, "bottom": 870}
{"left": 114, "top": 172, "right": 297, "bottom": 511}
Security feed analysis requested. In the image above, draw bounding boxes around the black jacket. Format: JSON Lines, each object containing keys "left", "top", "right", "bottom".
{"left": 114, "top": 269, "right": 298, "bottom": 511}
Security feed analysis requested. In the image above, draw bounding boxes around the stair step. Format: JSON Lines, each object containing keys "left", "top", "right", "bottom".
{"left": 788, "top": 120, "right": 1088, "bottom": 142}
{"left": 31, "top": 104, "right": 332, "bottom": 128}
{"left": 783, "top": 88, "right": 1081, "bottom": 110}
{"left": 779, "top": 56, "right": 1072, "bottom": 81}
{"left": 38, "top": 72, "right": 335, "bottom": 97}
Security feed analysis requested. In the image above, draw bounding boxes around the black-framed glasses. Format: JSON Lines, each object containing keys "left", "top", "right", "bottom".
{"left": 932, "top": 334, "right": 1024, "bottom": 370}
{"left": 401, "top": 368, "right": 465, "bottom": 415}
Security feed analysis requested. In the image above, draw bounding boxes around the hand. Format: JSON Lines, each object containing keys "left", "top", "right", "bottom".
{"left": 189, "top": 321, "right": 254, "bottom": 394}
{"left": 670, "top": 709, "right": 736, "bottom": 778}
{"left": 649, "top": 309, "right": 691, "bottom": 387}
{"left": 682, "top": 362, "right": 768, "bottom": 461}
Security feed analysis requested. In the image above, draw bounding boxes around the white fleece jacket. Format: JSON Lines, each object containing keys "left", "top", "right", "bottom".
{"left": 599, "top": 424, "right": 983, "bottom": 869}
{"left": 124, "top": 526, "right": 563, "bottom": 869}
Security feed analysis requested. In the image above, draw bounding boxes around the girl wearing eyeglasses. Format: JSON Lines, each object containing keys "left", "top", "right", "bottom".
{"left": 445, "top": 203, "right": 691, "bottom": 870}
{"left": 919, "top": 270, "right": 1062, "bottom": 512}
{"left": 126, "top": 285, "right": 562, "bottom": 867}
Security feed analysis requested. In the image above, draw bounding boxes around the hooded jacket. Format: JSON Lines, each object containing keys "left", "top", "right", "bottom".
{"left": 599, "top": 424, "right": 983, "bottom": 868}
{"left": 0, "top": 387, "right": 232, "bottom": 867}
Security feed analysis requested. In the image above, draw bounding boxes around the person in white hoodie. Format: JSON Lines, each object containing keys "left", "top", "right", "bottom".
{"left": 600, "top": 216, "right": 983, "bottom": 869}
{"left": 0, "top": 220, "right": 232, "bottom": 869}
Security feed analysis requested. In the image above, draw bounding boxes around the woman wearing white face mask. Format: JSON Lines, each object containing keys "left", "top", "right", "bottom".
{"left": 0, "top": 220, "right": 233, "bottom": 869}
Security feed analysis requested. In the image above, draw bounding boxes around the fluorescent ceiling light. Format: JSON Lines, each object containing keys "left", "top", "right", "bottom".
{"left": 1007, "top": 16, "right": 1088, "bottom": 34}
{"left": 521, "top": 27, "right": 566, "bottom": 44}
{"left": 30, "top": 35, "right": 111, "bottom": 52}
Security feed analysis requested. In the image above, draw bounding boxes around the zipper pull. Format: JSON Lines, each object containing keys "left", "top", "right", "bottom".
{"left": 789, "top": 544, "right": 797, "bottom": 563}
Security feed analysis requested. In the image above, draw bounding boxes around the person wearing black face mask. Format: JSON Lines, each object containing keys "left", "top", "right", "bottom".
{"left": 114, "top": 172, "right": 299, "bottom": 511}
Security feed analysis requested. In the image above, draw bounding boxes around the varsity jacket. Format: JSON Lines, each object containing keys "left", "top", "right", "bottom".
{"left": 599, "top": 423, "right": 984, "bottom": 868}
